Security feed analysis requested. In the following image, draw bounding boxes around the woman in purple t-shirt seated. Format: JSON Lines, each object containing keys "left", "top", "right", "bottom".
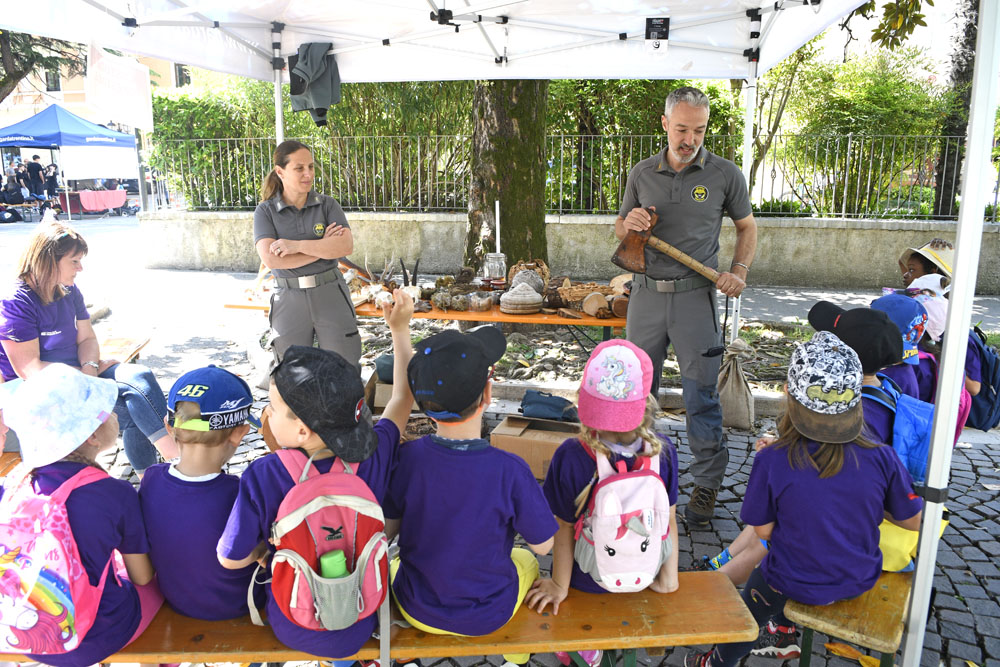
{"left": 685, "top": 331, "right": 923, "bottom": 667}
{"left": 0, "top": 222, "right": 177, "bottom": 474}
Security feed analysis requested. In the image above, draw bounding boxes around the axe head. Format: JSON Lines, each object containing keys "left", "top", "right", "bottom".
{"left": 610, "top": 209, "right": 658, "bottom": 274}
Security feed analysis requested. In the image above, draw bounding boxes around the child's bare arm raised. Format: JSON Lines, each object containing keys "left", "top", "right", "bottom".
{"left": 380, "top": 289, "right": 415, "bottom": 434}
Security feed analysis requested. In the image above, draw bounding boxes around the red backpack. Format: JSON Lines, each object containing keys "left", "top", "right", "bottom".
{"left": 249, "top": 450, "right": 389, "bottom": 631}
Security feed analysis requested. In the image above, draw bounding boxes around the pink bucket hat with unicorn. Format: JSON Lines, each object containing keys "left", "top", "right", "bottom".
{"left": 578, "top": 340, "right": 653, "bottom": 432}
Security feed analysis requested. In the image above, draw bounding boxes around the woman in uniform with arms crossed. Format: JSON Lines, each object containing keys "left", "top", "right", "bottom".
{"left": 254, "top": 140, "right": 361, "bottom": 368}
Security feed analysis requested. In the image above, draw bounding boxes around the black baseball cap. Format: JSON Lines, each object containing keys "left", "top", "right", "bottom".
{"left": 271, "top": 346, "right": 376, "bottom": 462}
{"left": 807, "top": 302, "right": 903, "bottom": 375}
{"left": 407, "top": 326, "right": 507, "bottom": 419}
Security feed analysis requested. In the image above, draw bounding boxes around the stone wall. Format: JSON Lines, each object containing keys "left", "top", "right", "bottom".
{"left": 139, "top": 210, "right": 1000, "bottom": 293}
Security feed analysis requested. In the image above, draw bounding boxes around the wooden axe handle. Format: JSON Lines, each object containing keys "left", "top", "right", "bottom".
{"left": 645, "top": 236, "right": 721, "bottom": 283}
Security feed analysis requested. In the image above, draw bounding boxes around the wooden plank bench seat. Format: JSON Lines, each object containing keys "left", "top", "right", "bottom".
{"left": 0, "top": 572, "right": 755, "bottom": 664}
{"left": 783, "top": 571, "right": 914, "bottom": 667}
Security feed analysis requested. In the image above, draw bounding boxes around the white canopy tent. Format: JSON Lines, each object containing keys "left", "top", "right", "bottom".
{"left": 2, "top": 3, "right": 999, "bottom": 666}
{"left": 14, "top": 0, "right": 855, "bottom": 83}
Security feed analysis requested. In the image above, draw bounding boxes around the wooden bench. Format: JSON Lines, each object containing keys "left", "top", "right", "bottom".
{"left": 0, "top": 572, "right": 755, "bottom": 664}
{"left": 784, "top": 571, "right": 913, "bottom": 667}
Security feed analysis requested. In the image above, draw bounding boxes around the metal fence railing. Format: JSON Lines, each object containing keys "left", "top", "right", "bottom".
{"left": 148, "top": 133, "right": 1000, "bottom": 222}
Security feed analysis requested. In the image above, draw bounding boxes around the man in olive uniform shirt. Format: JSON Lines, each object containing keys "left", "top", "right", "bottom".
{"left": 615, "top": 87, "right": 757, "bottom": 529}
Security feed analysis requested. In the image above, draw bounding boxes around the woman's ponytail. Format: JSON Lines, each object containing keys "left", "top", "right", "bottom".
{"left": 261, "top": 169, "right": 283, "bottom": 201}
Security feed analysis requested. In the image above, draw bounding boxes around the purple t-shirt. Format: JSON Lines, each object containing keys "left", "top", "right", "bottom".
{"left": 0, "top": 462, "right": 149, "bottom": 667}
{"left": 542, "top": 436, "right": 679, "bottom": 594}
{"left": 966, "top": 332, "right": 982, "bottom": 383}
{"left": 861, "top": 394, "right": 895, "bottom": 446}
{"left": 218, "top": 419, "right": 399, "bottom": 658}
{"left": 383, "top": 436, "right": 558, "bottom": 636}
{"left": 0, "top": 282, "right": 90, "bottom": 381}
{"left": 742, "top": 441, "right": 922, "bottom": 605}
{"left": 139, "top": 464, "right": 260, "bottom": 620}
{"left": 878, "top": 365, "right": 919, "bottom": 399}
{"left": 914, "top": 354, "right": 938, "bottom": 404}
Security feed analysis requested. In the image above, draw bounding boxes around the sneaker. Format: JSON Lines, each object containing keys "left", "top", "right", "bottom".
{"left": 684, "top": 651, "right": 714, "bottom": 667}
{"left": 750, "top": 620, "right": 800, "bottom": 659}
{"left": 684, "top": 486, "right": 718, "bottom": 528}
{"left": 689, "top": 555, "right": 716, "bottom": 571}
{"left": 553, "top": 650, "right": 603, "bottom": 667}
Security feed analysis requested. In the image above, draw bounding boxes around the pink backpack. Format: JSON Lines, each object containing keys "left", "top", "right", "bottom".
{"left": 573, "top": 443, "right": 672, "bottom": 592}
{"left": 0, "top": 465, "right": 113, "bottom": 655}
{"left": 249, "top": 449, "right": 389, "bottom": 631}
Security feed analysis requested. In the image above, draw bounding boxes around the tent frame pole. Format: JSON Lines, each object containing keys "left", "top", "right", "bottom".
{"left": 901, "top": 3, "right": 1000, "bottom": 665}
{"left": 272, "top": 23, "right": 285, "bottom": 145}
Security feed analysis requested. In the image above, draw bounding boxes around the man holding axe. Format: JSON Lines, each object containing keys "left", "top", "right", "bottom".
{"left": 613, "top": 86, "right": 757, "bottom": 529}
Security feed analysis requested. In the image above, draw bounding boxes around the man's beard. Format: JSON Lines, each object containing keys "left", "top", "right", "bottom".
{"left": 669, "top": 144, "right": 699, "bottom": 164}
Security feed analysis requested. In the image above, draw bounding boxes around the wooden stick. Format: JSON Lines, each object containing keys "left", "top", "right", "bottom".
{"left": 645, "top": 236, "right": 720, "bottom": 283}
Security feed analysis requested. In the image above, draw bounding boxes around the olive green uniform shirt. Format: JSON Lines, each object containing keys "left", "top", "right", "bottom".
{"left": 618, "top": 147, "right": 752, "bottom": 280}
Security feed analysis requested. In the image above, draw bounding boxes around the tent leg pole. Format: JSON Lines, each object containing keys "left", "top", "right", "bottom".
{"left": 900, "top": 2, "right": 1000, "bottom": 666}
{"left": 730, "top": 77, "right": 756, "bottom": 344}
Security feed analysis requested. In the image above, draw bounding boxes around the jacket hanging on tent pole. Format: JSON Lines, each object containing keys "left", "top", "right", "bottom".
{"left": 289, "top": 43, "right": 341, "bottom": 127}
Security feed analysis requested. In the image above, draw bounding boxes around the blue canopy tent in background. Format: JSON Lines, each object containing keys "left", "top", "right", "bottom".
{"left": 0, "top": 103, "right": 134, "bottom": 148}
{"left": 0, "top": 104, "right": 139, "bottom": 218}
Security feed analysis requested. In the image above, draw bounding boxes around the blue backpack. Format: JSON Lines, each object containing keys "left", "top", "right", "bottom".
{"left": 862, "top": 375, "right": 934, "bottom": 485}
{"left": 966, "top": 327, "right": 1000, "bottom": 432}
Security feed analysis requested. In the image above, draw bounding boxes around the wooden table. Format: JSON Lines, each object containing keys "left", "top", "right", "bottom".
{"left": 227, "top": 298, "right": 626, "bottom": 349}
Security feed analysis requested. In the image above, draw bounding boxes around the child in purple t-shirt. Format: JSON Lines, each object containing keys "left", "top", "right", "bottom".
{"left": 383, "top": 325, "right": 558, "bottom": 667}
{"left": 139, "top": 365, "right": 263, "bottom": 620}
{"left": 0, "top": 364, "right": 163, "bottom": 667}
{"left": 685, "top": 332, "right": 923, "bottom": 667}
{"left": 218, "top": 290, "right": 415, "bottom": 661}
{"left": 525, "top": 340, "right": 679, "bottom": 667}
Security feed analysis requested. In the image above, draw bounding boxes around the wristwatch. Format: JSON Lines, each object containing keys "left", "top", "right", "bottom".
{"left": 83, "top": 361, "right": 100, "bottom": 370}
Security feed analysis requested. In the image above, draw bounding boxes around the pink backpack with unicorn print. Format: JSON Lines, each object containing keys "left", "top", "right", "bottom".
{"left": 0, "top": 465, "right": 113, "bottom": 655}
{"left": 573, "top": 444, "right": 672, "bottom": 592}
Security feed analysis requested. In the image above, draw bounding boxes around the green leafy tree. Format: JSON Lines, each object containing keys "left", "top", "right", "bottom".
{"left": 846, "top": 0, "right": 933, "bottom": 50}
{"left": 779, "top": 48, "right": 947, "bottom": 216}
{"left": 0, "top": 31, "right": 85, "bottom": 105}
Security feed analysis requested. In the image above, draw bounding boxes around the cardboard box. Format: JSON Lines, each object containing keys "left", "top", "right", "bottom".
{"left": 490, "top": 416, "right": 580, "bottom": 479}
{"left": 363, "top": 373, "right": 418, "bottom": 413}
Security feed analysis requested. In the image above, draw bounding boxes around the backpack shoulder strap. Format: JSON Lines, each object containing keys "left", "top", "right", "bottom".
{"left": 275, "top": 449, "right": 351, "bottom": 484}
{"left": 578, "top": 439, "right": 597, "bottom": 462}
{"left": 862, "top": 384, "right": 897, "bottom": 412}
{"left": 49, "top": 466, "right": 110, "bottom": 505}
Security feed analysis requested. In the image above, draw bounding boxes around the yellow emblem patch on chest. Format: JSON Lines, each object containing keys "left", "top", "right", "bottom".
{"left": 691, "top": 185, "right": 709, "bottom": 202}
{"left": 313, "top": 222, "right": 326, "bottom": 237}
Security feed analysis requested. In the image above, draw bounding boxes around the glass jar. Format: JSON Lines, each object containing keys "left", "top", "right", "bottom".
{"left": 483, "top": 253, "right": 507, "bottom": 281}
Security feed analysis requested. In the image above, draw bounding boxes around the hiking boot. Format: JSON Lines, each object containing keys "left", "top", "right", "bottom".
{"left": 684, "top": 486, "right": 718, "bottom": 528}
{"left": 750, "top": 620, "right": 800, "bottom": 659}
{"left": 684, "top": 650, "right": 714, "bottom": 667}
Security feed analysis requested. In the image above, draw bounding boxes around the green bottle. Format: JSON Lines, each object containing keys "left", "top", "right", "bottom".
{"left": 320, "top": 549, "right": 348, "bottom": 578}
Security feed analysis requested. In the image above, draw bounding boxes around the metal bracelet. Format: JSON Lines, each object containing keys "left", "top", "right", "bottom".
{"left": 730, "top": 262, "right": 750, "bottom": 273}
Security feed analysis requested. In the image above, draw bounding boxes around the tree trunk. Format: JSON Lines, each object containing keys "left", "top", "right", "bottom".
{"left": 465, "top": 80, "right": 549, "bottom": 272}
{"left": 933, "top": 0, "right": 978, "bottom": 218}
